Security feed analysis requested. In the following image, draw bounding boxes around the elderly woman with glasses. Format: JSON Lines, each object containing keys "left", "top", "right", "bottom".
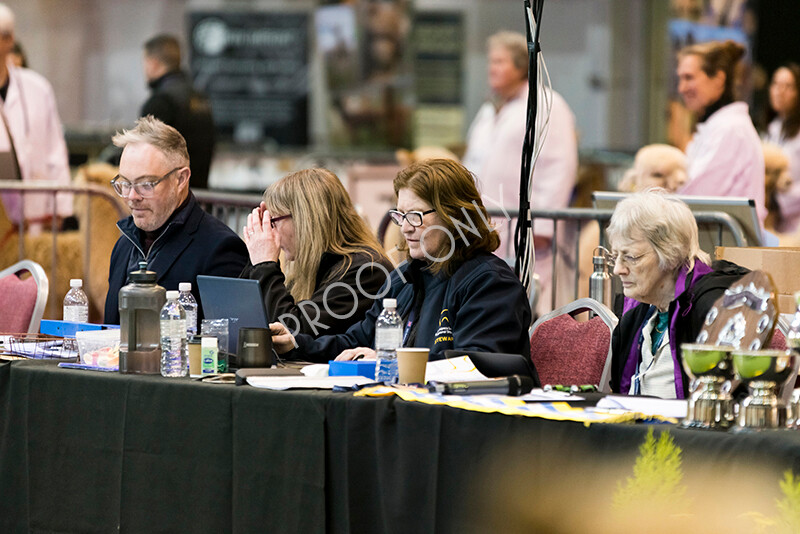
{"left": 240, "top": 168, "right": 393, "bottom": 336}
{"left": 268, "top": 159, "right": 532, "bottom": 364}
{"left": 607, "top": 189, "right": 748, "bottom": 398}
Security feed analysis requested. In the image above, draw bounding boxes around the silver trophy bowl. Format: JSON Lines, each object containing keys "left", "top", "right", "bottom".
{"left": 680, "top": 343, "right": 736, "bottom": 430}
{"left": 732, "top": 349, "right": 796, "bottom": 431}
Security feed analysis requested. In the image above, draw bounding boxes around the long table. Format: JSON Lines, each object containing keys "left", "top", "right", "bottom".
{"left": 3, "top": 360, "right": 800, "bottom": 533}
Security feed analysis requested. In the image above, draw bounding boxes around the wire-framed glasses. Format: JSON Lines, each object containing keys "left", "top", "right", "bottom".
{"left": 111, "top": 167, "right": 183, "bottom": 198}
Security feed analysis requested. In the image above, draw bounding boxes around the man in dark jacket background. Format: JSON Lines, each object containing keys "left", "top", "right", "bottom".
{"left": 141, "top": 34, "right": 215, "bottom": 190}
{"left": 103, "top": 116, "right": 247, "bottom": 324}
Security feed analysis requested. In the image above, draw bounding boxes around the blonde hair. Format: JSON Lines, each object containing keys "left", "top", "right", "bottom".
{"left": 606, "top": 189, "right": 710, "bottom": 272}
{"left": 393, "top": 159, "right": 499, "bottom": 276}
{"left": 263, "top": 168, "right": 388, "bottom": 301}
{"left": 112, "top": 115, "right": 189, "bottom": 168}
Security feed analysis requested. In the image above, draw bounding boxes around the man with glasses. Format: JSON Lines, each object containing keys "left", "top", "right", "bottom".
{"left": 103, "top": 116, "right": 247, "bottom": 324}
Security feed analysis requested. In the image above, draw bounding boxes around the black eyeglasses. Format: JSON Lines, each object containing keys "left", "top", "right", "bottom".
{"left": 270, "top": 214, "right": 292, "bottom": 229}
{"left": 111, "top": 167, "right": 183, "bottom": 198}
{"left": 388, "top": 209, "right": 435, "bottom": 227}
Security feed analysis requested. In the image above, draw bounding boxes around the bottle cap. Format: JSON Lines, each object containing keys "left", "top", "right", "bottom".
{"left": 69, "top": 279, "right": 82, "bottom": 288}
{"left": 382, "top": 298, "right": 397, "bottom": 309}
{"left": 179, "top": 282, "right": 191, "bottom": 292}
{"left": 129, "top": 262, "right": 157, "bottom": 283}
{"left": 166, "top": 290, "right": 180, "bottom": 300}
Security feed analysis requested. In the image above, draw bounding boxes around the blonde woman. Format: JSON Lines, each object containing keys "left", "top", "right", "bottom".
{"left": 241, "top": 168, "right": 393, "bottom": 336}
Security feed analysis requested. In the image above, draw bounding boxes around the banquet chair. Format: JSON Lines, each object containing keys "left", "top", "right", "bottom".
{"left": 529, "top": 298, "right": 618, "bottom": 392}
{"left": 0, "top": 259, "right": 49, "bottom": 333}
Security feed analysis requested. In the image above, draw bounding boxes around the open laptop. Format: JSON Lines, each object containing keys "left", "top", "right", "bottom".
{"left": 196, "top": 275, "right": 269, "bottom": 353}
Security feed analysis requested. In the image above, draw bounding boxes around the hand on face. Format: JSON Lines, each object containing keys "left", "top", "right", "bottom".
{"left": 243, "top": 201, "right": 281, "bottom": 265}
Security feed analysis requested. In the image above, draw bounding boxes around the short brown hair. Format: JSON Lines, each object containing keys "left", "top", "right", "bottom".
{"left": 144, "top": 34, "right": 181, "bottom": 71}
{"left": 393, "top": 159, "right": 500, "bottom": 276}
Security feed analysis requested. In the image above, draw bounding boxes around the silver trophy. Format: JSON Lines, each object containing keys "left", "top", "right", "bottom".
{"left": 680, "top": 344, "right": 736, "bottom": 430}
{"left": 732, "top": 349, "right": 796, "bottom": 431}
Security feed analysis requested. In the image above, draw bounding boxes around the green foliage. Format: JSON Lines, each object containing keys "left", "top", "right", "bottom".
{"left": 775, "top": 470, "right": 800, "bottom": 532}
{"left": 613, "top": 428, "right": 689, "bottom": 514}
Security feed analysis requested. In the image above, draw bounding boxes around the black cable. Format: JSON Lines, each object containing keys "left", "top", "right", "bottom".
{"left": 514, "top": 0, "right": 544, "bottom": 289}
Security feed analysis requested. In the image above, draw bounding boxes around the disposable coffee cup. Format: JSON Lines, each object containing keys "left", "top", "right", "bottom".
{"left": 237, "top": 327, "right": 274, "bottom": 368}
{"left": 188, "top": 336, "right": 203, "bottom": 377}
{"left": 397, "top": 347, "right": 429, "bottom": 384}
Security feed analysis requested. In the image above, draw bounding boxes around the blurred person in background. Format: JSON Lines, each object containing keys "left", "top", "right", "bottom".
{"left": 607, "top": 190, "right": 748, "bottom": 398}
{"left": 765, "top": 63, "right": 800, "bottom": 233}
{"left": 9, "top": 41, "right": 25, "bottom": 68}
{"left": 240, "top": 168, "right": 393, "bottom": 337}
{"left": 141, "top": 34, "right": 215, "bottom": 190}
{"left": 463, "top": 30, "right": 578, "bottom": 317}
{"left": 676, "top": 40, "right": 766, "bottom": 225}
{"left": 0, "top": 3, "right": 72, "bottom": 234}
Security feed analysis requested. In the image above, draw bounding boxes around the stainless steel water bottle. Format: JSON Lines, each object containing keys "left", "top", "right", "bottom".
{"left": 589, "top": 246, "right": 613, "bottom": 310}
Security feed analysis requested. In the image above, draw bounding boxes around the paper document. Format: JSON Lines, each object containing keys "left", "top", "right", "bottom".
{"left": 594, "top": 395, "right": 688, "bottom": 419}
{"left": 425, "top": 356, "right": 488, "bottom": 382}
{"left": 520, "top": 388, "right": 585, "bottom": 402}
{"left": 247, "top": 375, "right": 373, "bottom": 390}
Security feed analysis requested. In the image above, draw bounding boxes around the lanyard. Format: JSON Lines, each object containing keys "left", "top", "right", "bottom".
{"left": 633, "top": 308, "right": 669, "bottom": 395}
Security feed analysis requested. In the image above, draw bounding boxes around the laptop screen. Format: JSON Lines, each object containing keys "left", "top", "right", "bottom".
{"left": 196, "top": 275, "right": 270, "bottom": 353}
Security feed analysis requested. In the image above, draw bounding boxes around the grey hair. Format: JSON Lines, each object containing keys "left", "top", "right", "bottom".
{"left": 488, "top": 31, "right": 528, "bottom": 76}
{"left": 112, "top": 115, "right": 189, "bottom": 167}
{"left": 0, "top": 3, "right": 14, "bottom": 36}
{"left": 606, "top": 188, "right": 711, "bottom": 272}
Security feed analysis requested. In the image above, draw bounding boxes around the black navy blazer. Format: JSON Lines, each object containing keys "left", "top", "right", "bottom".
{"left": 104, "top": 192, "right": 248, "bottom": 324}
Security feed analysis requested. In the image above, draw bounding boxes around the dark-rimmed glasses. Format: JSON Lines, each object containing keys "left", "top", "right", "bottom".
{"left": 388, "top": 209, "right": 435, "bottom": 227}
{"left": 270, "top": 214, "right": 292, "bottom": 229}
{"left": 111, "top": 167, "right": 183, "bottom": 198}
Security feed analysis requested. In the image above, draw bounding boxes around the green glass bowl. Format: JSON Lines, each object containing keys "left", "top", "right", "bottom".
{"left": 680, "top": 343, "right": 735, "bottom": 380}
{"left": 732, "top": 349, "right": 795, "bottom": 382}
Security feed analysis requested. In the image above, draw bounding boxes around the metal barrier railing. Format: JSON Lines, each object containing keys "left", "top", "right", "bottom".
{"left": 488, "top": 207, "right": 750, "bottom": 310}
{"left": 0, "top": 181, "right": 753, "bottom": 320}
{"left": 0, "top": 181, "right": 128, "bottom": 317}
{"left": 193, "top": 189, "right": 263, "bottom": 236}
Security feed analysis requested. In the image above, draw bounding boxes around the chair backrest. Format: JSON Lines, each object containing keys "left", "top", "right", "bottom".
{"left": 0, "top": 260, "right": 48, "bottom": 333}
{"left": 529, "top": 298, "right": 618, "bottom": 391}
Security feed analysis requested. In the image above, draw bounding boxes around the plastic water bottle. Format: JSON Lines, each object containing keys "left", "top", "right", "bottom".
{"left": 178, "top": 282, "right": 198, "bottom": 336}
{"left": 160, "top": 290, "right": 188, "bottom": 377}
{"left": 374, "top": 298, "right": 402, "bottom": 383}
{"left": 63, "top": 279, "right": 89, "bottom": 323}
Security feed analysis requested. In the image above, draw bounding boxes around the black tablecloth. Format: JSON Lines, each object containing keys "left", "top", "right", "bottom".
{"left": 3, "top": 360, "right": 800, "bottom": 533}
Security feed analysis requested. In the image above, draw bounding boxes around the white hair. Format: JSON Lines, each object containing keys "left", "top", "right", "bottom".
{"left": 606, "top": 188, "right": 711, "bottom": 272}
{"left": 0, "top": 3, "right": 14, "bottom": 36}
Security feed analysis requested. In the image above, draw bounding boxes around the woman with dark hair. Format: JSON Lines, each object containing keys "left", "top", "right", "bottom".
{"left": 268, "top": 159, "right": 531, "bottom": 362}
{"left": 676, "top": 40, "right": 766, "bottom": 225}
{"left": 765, "top": 63, "right": 800, "bottom": 232}
{"left": 241, "top": 168, "right": 393, "bottom": 336}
